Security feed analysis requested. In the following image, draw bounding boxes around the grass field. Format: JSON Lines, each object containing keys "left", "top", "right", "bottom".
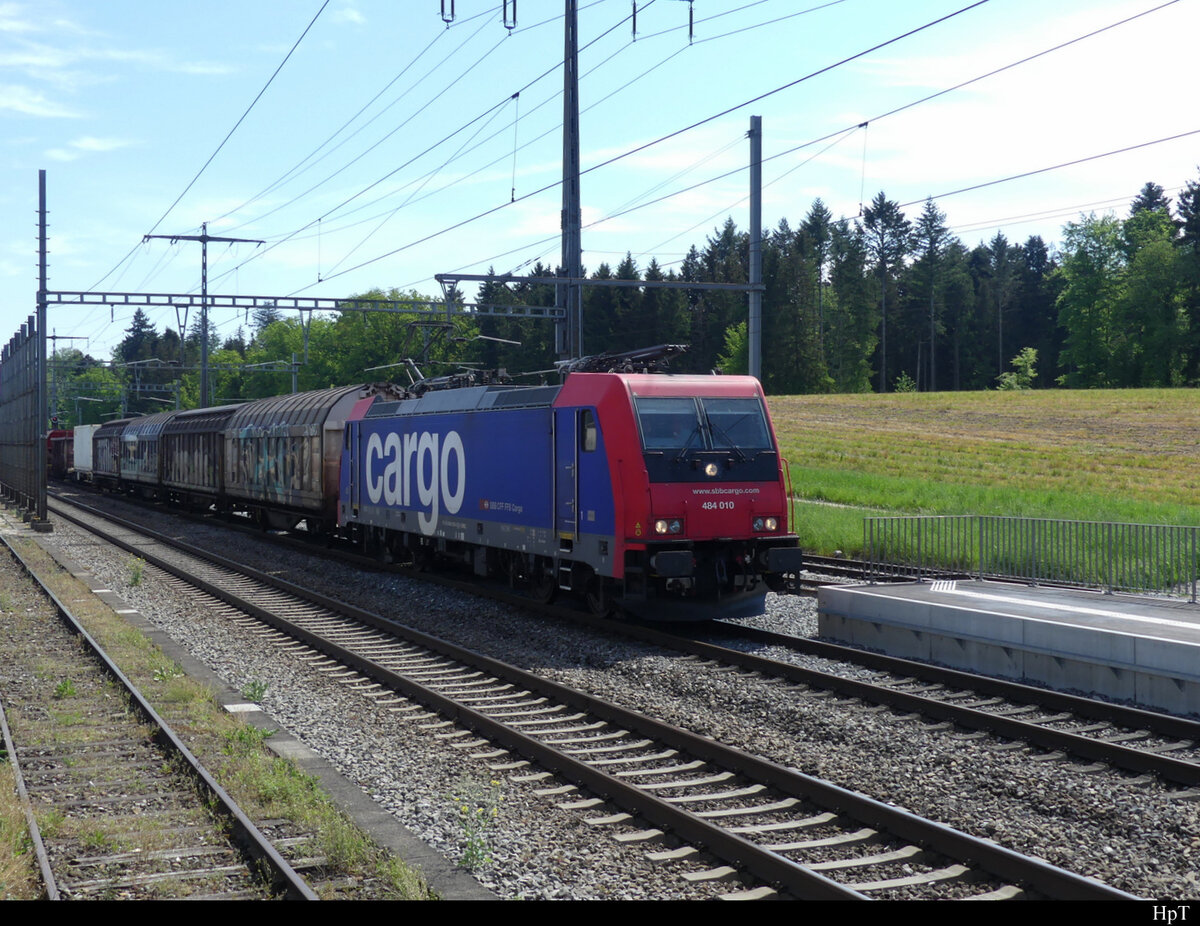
{"left": 767, "top": 389, "right": 1200, "bottom": 556}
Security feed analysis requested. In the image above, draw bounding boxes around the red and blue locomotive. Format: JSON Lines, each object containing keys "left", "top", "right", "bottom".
{"left": 339, "top": 367, "right": 802, "bottom": 619}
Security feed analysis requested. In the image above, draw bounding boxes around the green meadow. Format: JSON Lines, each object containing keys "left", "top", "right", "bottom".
{"left": 767, "top": 389, "right": 1200, "bottom": 556}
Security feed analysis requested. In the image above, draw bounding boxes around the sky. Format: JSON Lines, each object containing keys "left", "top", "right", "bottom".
{"left": 1, "top": 0, "right": 1197, "bottom": 361}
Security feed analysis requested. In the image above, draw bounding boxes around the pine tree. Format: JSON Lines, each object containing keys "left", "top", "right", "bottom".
{"left": 911, "top": 199, "right": 950, "bottom": 390}
{"left": 114, "top": 308, "right": 160, "bottom": 365}
{"left": 252, "top": 302, "right": 285, "bottom": 334}
{"left": 801, "top": 200, "right": 833, "bottom": 373}
{"left": 585, "top": 262, "right": 618, "bottom": 355}
{"left": 639, "top": 259, "right": 688, "bottom": 348}
{"left": 1178, "top": 177, "right": 1200, "bottom": 382}
{"left": 861, "top": 193, "right": 911, "bottom": 392}
{"left": 1130, "top": 181, "right": 1171, "bottom": 217}
{"left": 988, "top": 232, "right": 1017, "bottom": 380}
{"left": 826, "top": 219, "right": 875, "bottom": 392}
{"left": 613, "top": 253, "right": 644, "bottom": 349}
{"left": 1012, "top": 237, "right": 1058, "bottom": 387}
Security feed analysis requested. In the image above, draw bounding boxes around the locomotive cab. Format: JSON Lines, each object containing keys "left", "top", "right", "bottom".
{"left": 594, "top": 374, "right": 801, "bottom": 619}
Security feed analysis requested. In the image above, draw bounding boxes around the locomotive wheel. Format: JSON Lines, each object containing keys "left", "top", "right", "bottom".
{"left": 584, "top": 575, "right": 613, "bottom": 618}
{"left": 413, "top": 545, "right": 437, "bottom": 573}
{"left": 529, "top": 559, "right": 557, "bottom": 604}
{"left": 502, "top": 551, "right": 522, "bottom": 589}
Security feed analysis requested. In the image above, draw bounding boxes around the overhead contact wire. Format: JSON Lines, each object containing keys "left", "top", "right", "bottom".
{"left": 144, "top": 0, "right": 331, "bottom": 237}
{"left": 900, "top": 129, "right": 1200, "bottom": 210}
{"left": 215, "top": 28, "right": 453, "bottom": 226}
{"left": 295, "top": 1, "right": 992, "bottom": 287}
{"left": 209, "top": 1, "right": 644, "bottom": 288}
{"left": 216, "top": 2, "right": 505, "bottom": 226}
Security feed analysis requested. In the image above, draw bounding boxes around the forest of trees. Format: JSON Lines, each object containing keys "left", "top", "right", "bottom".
{"left": 48, "top": 174, "right": 1200, "bottom": 426}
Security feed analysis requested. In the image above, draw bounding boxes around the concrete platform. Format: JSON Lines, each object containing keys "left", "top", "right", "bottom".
{"left": 817, "top": 579, "right": 1200, "bottom": 717}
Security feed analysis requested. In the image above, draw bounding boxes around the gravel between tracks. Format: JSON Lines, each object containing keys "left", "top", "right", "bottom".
{"left": 37, "top": 503, "right": 1200, "bottom": 899}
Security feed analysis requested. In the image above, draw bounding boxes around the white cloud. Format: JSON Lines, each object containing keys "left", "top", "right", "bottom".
{"left": 0, "top": 44, "right": 74, "bottom": 70}
{"left": 45, "top": 135, "right": 134, "bottom": 161}
{"left": 0, "top": 83, "right": 77, "bottom": 117}
{"left": 174, "top": 61, "right": 236, "bottom": 76}
{"left": 72, "top": 135, "right": 130, "bottom": 152}
{"left": 82, "top": 46, "right": 235, "bottom": 76}
{"left": 1, "top": 28, "right": 235, "bottom": 87}
{"left": 0, "top": 2, "right": 90, "bottom": 36}
{"left": 332, "top": 2, "right": 365, "bottom": 26}
{"left": 0, "top": 2, "right": 36, "bottom": 34}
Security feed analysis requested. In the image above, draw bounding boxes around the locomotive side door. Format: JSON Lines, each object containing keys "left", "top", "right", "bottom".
{"left": 343, "top": 420, "right": 360, "bottom": 519}
{"left": 554, "top": 407, "right": 578, "bottom": 546}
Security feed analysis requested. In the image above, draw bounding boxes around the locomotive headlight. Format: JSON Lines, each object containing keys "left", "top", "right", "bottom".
{"left": 704, "top": 462, "right": 719, "bottom": 477}
{"left": 752, "top": 516, "right": 779, "bottom": 532}
{"left": 655, "top": 518, "right": 683, "bottom": 535}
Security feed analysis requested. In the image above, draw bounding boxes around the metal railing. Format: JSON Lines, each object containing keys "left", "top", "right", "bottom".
{"left": 863, "top": 515, "right": 1200, "bottom": 602}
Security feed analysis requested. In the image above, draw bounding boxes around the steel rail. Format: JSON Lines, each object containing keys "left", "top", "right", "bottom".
{"left": 697, "top": 621, "right": 1200, "bottom": 777}
{"left": 1, "top": 530, "right": 318, "bottom": 901}
{"left": 0, "top": 693, "right": 59, "bottom": 899}
{"left": 50, "top": 497, "right": 1138, "bottom": 900}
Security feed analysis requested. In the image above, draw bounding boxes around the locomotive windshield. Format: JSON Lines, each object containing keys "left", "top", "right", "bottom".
{"left": 634, "top": 396, "right": 772, "bottom": 453}
{"left": 635, "top": 397, "right": 704, "bottom": 451}
{"left": 702, "top": 397, "right": 772, "bottom": 451}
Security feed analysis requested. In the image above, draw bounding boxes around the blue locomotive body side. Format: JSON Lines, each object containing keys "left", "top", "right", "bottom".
{"left": 340, "top": 407, "right": 551, "bottom": 535}
{"left": 338, "top": 390, "right": 620, "bottom": 581}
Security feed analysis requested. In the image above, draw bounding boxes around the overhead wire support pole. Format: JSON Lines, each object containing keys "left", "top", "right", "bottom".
{"left": 748, "top": 116, "right": 762, "bottom": 382}
{"left": 559, "top": 0, "right": 582, "bottom": 360}
{"left": 143, "top": 223, "right": 264, "bottom": 406}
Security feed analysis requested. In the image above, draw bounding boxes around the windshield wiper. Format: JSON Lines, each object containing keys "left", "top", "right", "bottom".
{"left": 704, "top": 414, "right": 748, "bottom": 462}
{"left": 673, "top": 424, "right": 705, "bottom": 463}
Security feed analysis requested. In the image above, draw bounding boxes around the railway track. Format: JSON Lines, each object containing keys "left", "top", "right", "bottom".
{"left": 0, "top": 527, "right": 316, "bottom": 900}
{"left": 46, "top": 494, "right": 1138, "bottom": 900}
{"left": 668, "top": 620, "right": 1200, "bottom": 790}
{"left": 797, "top": 554, "right": 948, "bottom": 593}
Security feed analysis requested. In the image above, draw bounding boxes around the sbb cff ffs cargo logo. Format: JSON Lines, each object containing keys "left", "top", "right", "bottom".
{"left": 363, "top": 429, "right": 466, "bottom": 534}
